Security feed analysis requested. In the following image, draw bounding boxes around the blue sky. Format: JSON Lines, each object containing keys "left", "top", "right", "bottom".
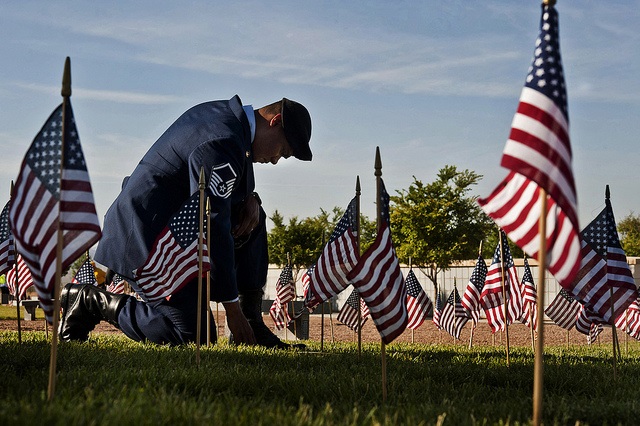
{"left": 1, "top": 1, "right": 638, "bottom": 230}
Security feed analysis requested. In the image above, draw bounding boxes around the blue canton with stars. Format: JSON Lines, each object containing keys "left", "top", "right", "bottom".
{"left": 526, "top": 5, "right": 568, "bottom": 118}
{"left": 405, "top": 269, "right": 423, "bottom": 298}
{"left": 470, "top": 256, "right": 487, "bottom": 292}
{"left": 329, "top": 196, "right": 358, "bottom": 242}
{"left": 0, "top": 202, "right": 11, "bottom": 242}
{"left": 24, "top": 102, "right": 87, "bottom": 199}
{"left": 491, "top": 231, "right": 515, "bottom": 269}
{"left": 581, "top": 199, "right": 622, "bottom": 256}
{"left": 379, "top": 180, "right": 391, "bottom": 225}
{"left": 168, "top": 192, "right": 207, "bottom": 248}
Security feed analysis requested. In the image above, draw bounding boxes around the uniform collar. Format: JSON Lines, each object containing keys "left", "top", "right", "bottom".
{"left": 242, "top": 105, "right": 256, "bottom": 143}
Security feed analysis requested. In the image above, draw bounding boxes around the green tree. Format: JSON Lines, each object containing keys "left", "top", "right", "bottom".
{"left": 390, "top": 165, "right": 494, "bottom": 296}
{"left": 267, "top": 207, "right": 375, "bottom": 280}
{"left": 619, "top": 212, "right": 640, "bottom": 256}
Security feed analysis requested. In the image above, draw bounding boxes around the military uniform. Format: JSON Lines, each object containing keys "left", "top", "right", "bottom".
{"left": 94, "top": 95, "right": 267, "bottom": 344}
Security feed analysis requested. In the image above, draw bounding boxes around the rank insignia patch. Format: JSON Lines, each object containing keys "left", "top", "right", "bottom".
{"left": 208, "top": 163, "right": 237, "bottom": 199}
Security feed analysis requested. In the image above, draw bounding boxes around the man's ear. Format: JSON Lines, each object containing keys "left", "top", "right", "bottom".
{"left": 269, "top": 113, "right": 283, "bottom": 127}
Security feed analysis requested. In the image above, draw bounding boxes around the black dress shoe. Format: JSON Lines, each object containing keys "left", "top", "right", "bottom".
{"left": 59, "top": 283, "right": 129, "bottom": 341}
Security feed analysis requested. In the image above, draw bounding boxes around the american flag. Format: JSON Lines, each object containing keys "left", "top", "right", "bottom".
{"left": 616, "top": 298, "right": 640, "bottom": 340}
{"left": 570, "top": 197, "right": 637, "bottom": 323}
{"left": 305, "top": 198, "right": 359, "bottom": 309}
{"left": 405, "top": 269, "right": 432, "bottom": 330}
{"left": 9, "top": 102, "right": 101, "bottom": 323}
{"left": 521, "top": 257, "right": 538, "bottom": 330}
{"left": 269, "top": 265, "right": 295, "bottom": 330}
{"left": 575, "top": 306, "right": 603, "bottom": 344}
{"left": 337, "top": 287, "right": 370, "bottom": 331}
{"left": 439, "top": 287, "right": 469, "bottom": 339}
{"left": 347, "top": 180, "right": 407, "bottom": 344}
{"left": 132, "top": 191, "right": 209, "bottom": 302}
{"left": 301, "top": 265, "right": 313, "bottom": 301}
{"left": 432, "top": 288, "right": 444, "bottom": 329}
{"left": 107, "top": 274, "right": 126, "bottom": 294}
{"left": 6, "top": 254, "right": 34, "bottom": 300}
{"left": 478, "top": 4, "right": 581, "bottom": 290}
{"left": 461, "top": 255, "right": 488, "bottom": 325}
{"left": 545, "top": 288, "right": 581, "bottom": 330}
{"left": 71, "top": 259, "right": 97, "bottom": 285}
{"left": 480, "top": 231, "right": 521, "bottom": 332}
{"left": 0, "top": 201, "right": 15, "bottom": 276}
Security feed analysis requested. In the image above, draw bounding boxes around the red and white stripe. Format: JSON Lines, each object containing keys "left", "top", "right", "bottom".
{"left": 347, "top": 223, "right": 407, "bottom": 344}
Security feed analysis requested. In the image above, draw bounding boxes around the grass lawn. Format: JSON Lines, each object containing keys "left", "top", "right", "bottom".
{"left": 1, "top": 330, "right": 639, "bottom": 425}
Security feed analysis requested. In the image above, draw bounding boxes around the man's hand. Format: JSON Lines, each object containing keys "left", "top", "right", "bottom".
{"left": 223, "top": 300, "right": 257, "bottom": 345}
{"left": 232, "top": 194, "right": 260, "bottom": 238}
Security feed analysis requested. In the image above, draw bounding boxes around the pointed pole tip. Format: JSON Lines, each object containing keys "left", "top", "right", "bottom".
{"left": 61, "top": 57, "right": 71, "bottom": 97}
{"left": 374, "top": 147, "right": 382, "bottom": 177}
{"left": 605, "top": 184, "right": 610, "bottom": 200}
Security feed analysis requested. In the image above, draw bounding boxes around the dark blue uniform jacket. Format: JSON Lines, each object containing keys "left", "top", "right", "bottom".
{"left": 95, "top": 95, "right": 253, "bottom": 301}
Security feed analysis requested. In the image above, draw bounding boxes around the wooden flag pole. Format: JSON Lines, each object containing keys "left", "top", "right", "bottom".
{"left": 206, "top": 197, "right": 212, "bottom": 347}
{"left": 285, "top": 253, "right": 290, "bottom": 342}
{"left": 409, "top": 257, "right": 414, "bottom": 344}
{"left": 526, "top": 255, "right": 536, "bottom": 353}
{"left": 498, "top": 229, "right": 510, "bottom": 366}
{"left": 329, "top": 298, "right": 335, "bottom": 344}
{"left": 610, "top": 287, "right": 617, "bottom": 378}
{"left": 7, "top": 180, "right": 22, "bottom": 344}
{"left": 469, "top": 241, "right": 482, "bottom": 350}
{"left": 532, "top": 188, "right": 548, "bottom": 425}
{"left": 355, "top": 176, "right": 362, "bottom": 357}
{"left": 319, "top": 248, "right": 324, "bottom": 350}
{"left": 374, "top": 147, "right": 387, "bottom": 404}
{"left": 195, "top": 167, "right": 206, "bottom": 365}
{"left": 48, "top": 56, "right": 72, "bottom": 401}
{"left": 12, "top": 180, "right": 21, "bottom": 343}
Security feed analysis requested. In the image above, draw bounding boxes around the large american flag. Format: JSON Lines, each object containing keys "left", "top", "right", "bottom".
{"left": 521, "top": 257, "right": 538, "bottom": 330}
{"left": 0, "top": 201, "right": 15, "bottom": 276}
{"left": 9, "top": 102, "right": 101, "bottom": 323}
{"left": 439, "top": 287, "right": 469, "bottom": 340}
{"left": 478, "top": 4, "right": 581, "bottom": 290}
{"left": 347, "top": 180, "right": 407, "bottom": 344}
{"left": 269, "top": 265, "right": 295, "bottom": 330}
{"left": 337, "top": 287, "right": 370, "bottom": 331}
{"left": 461, "top": 255, "right": 488, "bottom": 325}
{"left": 107, "top": 274, "right": 126, "bottom": 295}
{"left": 71, "top": 259, "right": 97, "bottom": 285}
{"left": 544, "top": 288, "right": 581, "bottom": 330}
{"left": 305, "top": 197, "right": 359, "bottom": 309}
{"left": 480, "top": 231, "right": 520, "bottom": 332}
{"left": 405, "top": 269, "right": 432, "bottom": 330}
{"left": 6, "top": 254, "right": 33, "bottom": 300}
{"left": 132, "top": 191, "right": 209, "bottom": 302}
{"left": 570, "top": 197, "right": 637, "bottom": 322}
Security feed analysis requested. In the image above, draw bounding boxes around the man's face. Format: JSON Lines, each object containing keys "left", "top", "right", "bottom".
{"left": 252, "top": 136, "right": 293, "bottom": 164}
{"left": 252, "top": 113, "right": 293, "bottom": 164}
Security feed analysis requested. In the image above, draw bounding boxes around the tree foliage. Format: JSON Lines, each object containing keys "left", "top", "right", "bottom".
{"left": 267, "top": 208, "right": 375, "bottom": 280}
{"left": 390, "top": 165, "right": 494, "bottom": 291}
{"left": 619, "top": 212, "right": 640, "bottom": 257}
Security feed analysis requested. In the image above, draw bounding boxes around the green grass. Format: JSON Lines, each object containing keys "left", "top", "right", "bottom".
{"left": 0, "top": 305, "right": 27, "bottom": 319}
{"left": 1, "top": 332, "right": 639, "bottom": 425}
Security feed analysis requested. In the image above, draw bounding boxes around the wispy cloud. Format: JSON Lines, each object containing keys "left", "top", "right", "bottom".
{"left": 14, "top": 82, "right": 185, "bottom": 104}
